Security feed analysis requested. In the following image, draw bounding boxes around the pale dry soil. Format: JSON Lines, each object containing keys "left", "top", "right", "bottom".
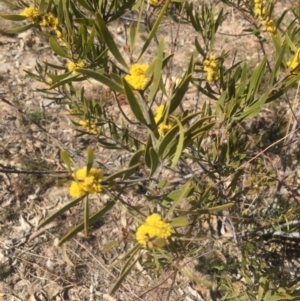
{"left": 0, "top": 1, "right": 299, "bottom": 301}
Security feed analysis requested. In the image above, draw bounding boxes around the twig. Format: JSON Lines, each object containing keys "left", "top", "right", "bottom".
{"left": 28, "top": 221, "right": 59, "bottom": 242}
{"left": 134, "top": 271, "right": 176, "bottom": 301}
{"left": 0, "top": 168, "right": 67, "bottom": 175}
{"left": 166, "top": 270, "right": 178, "bottom": 301}
{"left": 252, "top": 219, "right": 300, "bottom": 238}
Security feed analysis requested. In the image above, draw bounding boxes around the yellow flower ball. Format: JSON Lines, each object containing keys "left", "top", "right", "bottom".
{"left": 39, "top": 16, "right": 48, "bottom": 27}
{"left": 69, "top": 181, "right": 85, "bottom": 198}
{"left": 154, "top": 105, "right": 171, "bottom": 136}
{"left": 68, "top": 61, "right": 85, "bottom": 75}
{"left": 154, "top": 105, "right": 165, "bottom": 123}
{"left": 158, "top": 123, "right": 172, "bottom": 136}
{"left": 69, "top": 166, "right": 103, "bottom": 197}
{"left": 56, "top": 30, "right": 62, "bottom": 39}
{"left": 135, "top": 213, "right": 173, "bottom": 247}
{"left": 20, "top": 7, "right": 38, "bottom": 18}
{"left": 287, "top": 49, "right": 300, "bottom": 71}
{"left": 136, "top": 224, "right": 149, "bottom": 245}
{"left": 125, "top": 64, "right": 149, "bottom": 90}
{"left": 48, "top": 14, "right": 58, "bottom": 29}
{"left": 79, "top": 120, "right": 97, "bottom": 134}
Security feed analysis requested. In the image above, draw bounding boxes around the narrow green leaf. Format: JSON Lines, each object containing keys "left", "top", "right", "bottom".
{"left": 109, "top": 72, "right": 122, "bottom": 86}
{"left": 49, "top": 36, "right": 69, "bottom": 58}
{"left": 49, "top": 74, "right": 84, "bottom": 90}
{"left": 102, "top": 240, "right": 119, "bottom": 253}
{"left": 233, "top": 91, "right": 268, "bottom": 121}
{"left": 38, "top": 195, "right": 86, "bottom": 229}
{"left": 77, "top": 68, "right": 124, "bottom": 93}
{"left": 235, "top": 63, "right": 248, "bottom": 100}
{"left": 257, "top": 277, "right": 266, "bottom": 300}
{"left": 170, "top": 216, "right": 189, "bottom": 227}
{"left": 216, "top": 90, "right": 227, "bottom": 116}
{"left": 194, "top": 82, "right": 218, "bottom": 101}
{"left": 76, "top": 0, "right": 94, "bottom": 11}
{"left": 39, "top": 0, "right": 46, "bottom": 14}
{"left": 122, "top": 158, "right": 141, "bottom": 179}
{"left": 270, "top": 39, "right": 287, "bottom": 84}
{"left": 95, "top": 13, "right": 128, "bottom": 69}
{"left": 128, "top": 149, "right": 144, "bottom": 167}
{"left": 169, "top": 73, "right": 192, "bottom": 114}
{"left": 84, "top": 197, "right": 89, "bottom": 237}
{"left": 132, "top": 0, "right": 143, "bottom": 9}
{"left": 266, "top": 72, "right": 300, "bottom": 103}
{"left": 45, "top": 0, "right": 53, "bottom": 13}
{"left": 0, "top": 0, "right": 17, "bottom": 7}
{"left": 152, "top": 249, "right": 161, "bottom": 272}
{"left": 158, "top": 179, "right": 170, "bottom": 188}
{"left": 165, "top": 181, "right": 194, "bottom": 220}
{"left": 103, "top": 163, "right": 140, "bottom": 182}
{"left": 285, "top": 31, "right": 297, "bottom": 52}
{"left": 57, "top": 0, "right": 63, "bottom": 24}
{"left": 82, "top": 25, "right": 96, "bottom": 57}
{"left": 0, "top": 15, "right": 27, "bottom": 21}
{"left": 73, "top": 17, "right": 94, "bottom": 26}
{"left": 144, "top": 134, "right": 152, "bottom": 169}
{"left": 195, "top": 37, "right": 205, "bottom": 56}
{"left": 149, "top": 147, "right": 159, "bottom": 176}
{"left": 44, "top": 61, "right": 68, "bottom": 70}
{"left": 267, "top": 293, "right": 293, "bottom": 301}
{"left": 86, "top": 146, "right": 94, "bottom": 175}
{"left": 137, "top": 0, "right": 171, "bottom": 60}
{"left": 163, "top": 184, "right": 194, "bottom": 204}
{"left": 58, "top": 201, "right": 115, "bottom": 245}
{"left": 183, "top": 122, "right": 214, "bottom": 143}
{"left": 184, "top": 116, "right": 214, "bottom": 137}
{"left": 170, "top": 116, "right": 184, "bottom": 168}
{"left": 5, "top": 23, "right": 34, "bottom": 34}
{"left": 148, "top": 38, "right": 164, "bottom": 102}
{"left": 214, "top": 8, "right": 224, "bottom": 32}
{"left": 62, "top": 0, "right": 72, "bottom": 33}
{"left": 61, "top": 150, "right": 72, "bottom": 173}
{"left": 109, "top": 244, "right": 140, "bottom": 295}
{"left": 47, "top": 71, "right": 71, "bottom": 82}
{"left": 157, "top": 125, "right": 179, "bottom": 158}
{"left": 122, "top": 78, "right": 147, "bottom": 125}
{"left": 195, "top": 203, "right": 234, "bottom": 215}
{"left": 129, "top": 22, "right": 137, "bottom": 52}
{"left": 180, "top": 111, "right": 206, "bottom": 126}
{"left": 246, "top": 56, "right": 266, "bottom": 100}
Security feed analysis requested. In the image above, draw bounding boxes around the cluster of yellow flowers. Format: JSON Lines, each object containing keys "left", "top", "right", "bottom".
{"left": 254, "top": 0, "right": 277, "bottom": 34}
{"left": 125, "top": 64, "right": 149, "bottom": 90}
{"left": 203, "top": 55, "right": 218, "bottom": 82}
{"left": 20, "top": 6, "right": 62, "bottom": 39}
{"left": 69, "top": 166, "right": 103, "bottom": 198}
{"left": 154, "top": 105, "right": 172, "bottom": 136}
{"left": 78, "top": 120, "right": 97, "bottom": 134}
{"left": 67, "top": 61, "right": 85, "bottom": 75}
{"left": 20, "top": 7, "right": 40, "bottom": 22}
{"left": 136, "top": 213, "right": 173, "bottom": 248}
{"left": 287, "top": 49, "right": 300, "bottom": 72}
